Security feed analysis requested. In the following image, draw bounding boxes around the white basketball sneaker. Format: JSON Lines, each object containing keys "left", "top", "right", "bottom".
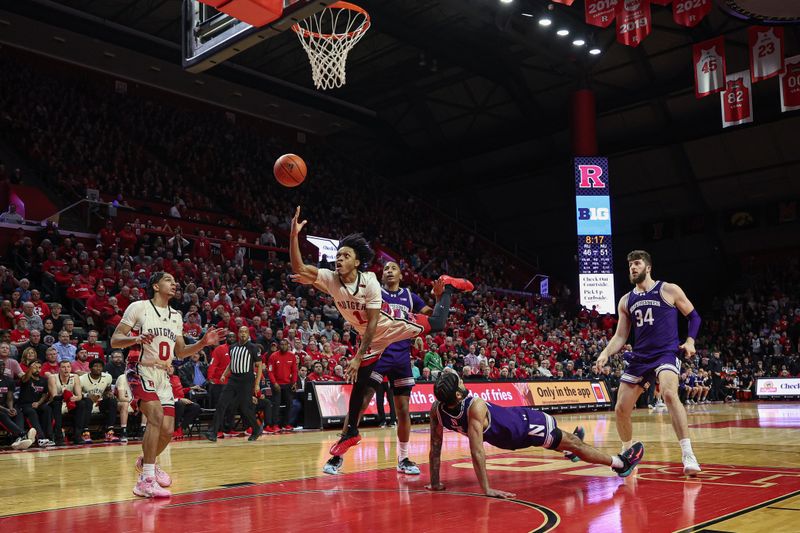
{"left": 683, "top": 454, "right": 701, "bottom": 476}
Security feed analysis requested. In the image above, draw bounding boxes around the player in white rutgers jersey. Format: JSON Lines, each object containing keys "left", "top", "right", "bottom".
{"left": 111, "top": 272, "right": 225, "bottom": 499}
{"left": 289, "top": 206, "right": 474, "bottom": 459}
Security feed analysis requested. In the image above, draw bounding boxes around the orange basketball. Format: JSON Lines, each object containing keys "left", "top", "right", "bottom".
{"left": 273, "top": 153, "right": 307, "bottom": 187}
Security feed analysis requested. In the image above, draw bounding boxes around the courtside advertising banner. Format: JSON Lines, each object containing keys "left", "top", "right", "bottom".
{"left": 313, "top": 380, "right": 612, "bottom": 420}
{"left": 756, "top": 378, "right": 800, "bottom": 398}
{"left": 748, "top": 26, "right": 784, "bottom": 83}
{"left": 585, "top": 0, "right": 618, "bottom": 28}
{"left": 693, "top": 37, "right": 726, "bottom": 98}
{"left": 780, "top": 55, "right": 800, "bottom": 113}
{"left": 673, "top": 0, "right": 712, "bottom": 28}
{"left": 616, "top": 0, "right": 651, "bottom": 48}
{"left": 720, "top": 70, "right": 753, "bottom": 128}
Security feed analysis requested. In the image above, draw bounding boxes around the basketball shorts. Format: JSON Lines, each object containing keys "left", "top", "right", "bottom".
{"left": 126, "top": 364, "right": 175, "bottom": 416}
{"left": 361, "top": 312, "right": 426, "bottom": 363}
{"left": 621, "top": 351, "right": 681, "bottom": 389}
{"left": 369, "top": 352, "right": 416, "bottom": 395}
{"left": 507, "top": 408, "right": 560, "bottom": 450}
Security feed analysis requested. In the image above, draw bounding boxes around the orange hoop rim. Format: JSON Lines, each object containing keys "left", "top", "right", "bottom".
{"left": 291, "top": 1, "right": 371, "bottom": 41}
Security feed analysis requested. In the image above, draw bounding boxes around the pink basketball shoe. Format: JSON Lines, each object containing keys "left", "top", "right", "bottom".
{"left": 135, "top": 456, "right": 173, "bottom": 488}
{"left": 133, "top": 476, "right": 171, "bottom": 498}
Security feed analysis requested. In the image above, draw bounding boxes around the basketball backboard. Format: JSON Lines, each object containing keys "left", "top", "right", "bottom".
{"left": 182, "top": 0, "right": 327, "bottom": 73}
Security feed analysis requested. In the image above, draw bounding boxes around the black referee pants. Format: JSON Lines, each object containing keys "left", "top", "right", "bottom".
{"left": 209, "top": 374, "right": 259, "bottom": 433}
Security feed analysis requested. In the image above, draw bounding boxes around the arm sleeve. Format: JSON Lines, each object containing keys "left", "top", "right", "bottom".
{"left": 364, "top": 274, "right": 382, "bottom": 310}
{"left": 120, "top": 302, "right": 141, "bottom": 328}
{"left": 686, "top": 309, "right": 701, "bottom": 340}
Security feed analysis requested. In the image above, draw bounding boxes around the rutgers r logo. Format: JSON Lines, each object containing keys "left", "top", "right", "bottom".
{"left": 578, "top": 165, "right": 607, "bottom": 188}
{"left": 578, "top": 208, "right": 610, "bottom": 221}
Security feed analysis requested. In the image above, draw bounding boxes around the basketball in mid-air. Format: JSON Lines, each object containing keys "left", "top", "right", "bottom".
{"left": 273, "top": 153, "right": 307, "bottom": 187}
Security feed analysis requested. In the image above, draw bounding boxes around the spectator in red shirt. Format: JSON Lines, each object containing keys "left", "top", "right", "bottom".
{"left": 86, "top": 284, "right": 113, "bottom": 330}
{"left": 207, "top": 332, "right": 235, "bottom": 434}
{"left": 10, "top": 316, "right": 30, "bottom": 347}
{"left": 267, "top": 339, "right": 297, "bottom": 432}
{"left": 41, "top": 347, "right": 60, "bottom": 377}
{"left": 220, "top": 233, "right": 236, "bottom": 262}
{"left": 98, "top": 220, "right": 117, "bottom": 249}
{"left": 0, "top": 300, "right": 15, "bottom": 330}
{"left": 67, "top": 275, "right": 94, "bottom": 301}
{"left": 307, "top": 361, "right": 331, "bottom": 382}
{"left": 193, "top": 230, "right": 211, "bottom": 261}
{"left": 118, "top": 222, "right": 138, "bottom": 251}
{"left": 29, "top": 290, "right": 50, "bottom": 319}
{"left": 81, "top": 330, "right": 105, "bottom": 362}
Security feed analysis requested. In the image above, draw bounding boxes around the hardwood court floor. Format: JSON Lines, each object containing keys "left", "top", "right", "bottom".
{"left": 2, "top": 401, "right": 799, "bottom": 532}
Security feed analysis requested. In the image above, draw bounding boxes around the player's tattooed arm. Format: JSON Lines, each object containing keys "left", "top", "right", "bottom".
{"left": 426, "top": 402, "right": 445, "bottom": 491}
{"left": 468, "top": 399, "right": 515, "bottom": 499}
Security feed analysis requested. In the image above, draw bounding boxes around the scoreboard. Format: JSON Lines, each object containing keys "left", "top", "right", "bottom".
{"left": 574, "top": 157, "right": 616, "bottom": 314}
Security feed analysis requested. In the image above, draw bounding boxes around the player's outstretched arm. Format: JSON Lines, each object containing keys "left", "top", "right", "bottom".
{"left": 467, "top": 399, "right": 515, "bottom": 499}
{"left": 174, "top": 328, "right": 227, "bottom": 360}
{"left": 596, "top": 295, "right": 631, "bottom": 367}
{"left": 426, "top": 403, "right": 446, "bottom": 491}
{"left": 289, "top": 206, "right": 318, "bottom": 281}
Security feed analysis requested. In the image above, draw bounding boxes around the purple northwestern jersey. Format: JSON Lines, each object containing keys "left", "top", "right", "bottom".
{"left": 381, "top": 287, "right": 426, "bottom": 359}
{"left": 626, "top": 280, "right": 680, "bottom": 360}
{"left": 437, "top": 396, "right": 558, "bottom": 450}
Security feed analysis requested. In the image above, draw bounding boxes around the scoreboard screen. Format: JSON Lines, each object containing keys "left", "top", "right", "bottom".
{"left": 574, "top": 158, "right": 616, "bottom": 314}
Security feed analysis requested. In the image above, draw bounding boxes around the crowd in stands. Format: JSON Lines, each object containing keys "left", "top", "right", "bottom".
{"left": 0, "top": 49, "right": 798, "bottom": 449}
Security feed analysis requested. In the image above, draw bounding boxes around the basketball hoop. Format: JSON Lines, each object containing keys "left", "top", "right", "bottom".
{"left": 292, "top": 1, "right": 370, "bottom": 90}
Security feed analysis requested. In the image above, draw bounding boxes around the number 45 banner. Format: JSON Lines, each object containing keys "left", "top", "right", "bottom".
{"left": 721, "top": 70, "right": 753, "bottom": 128}
{"left": 693, "top": 37, "right": 726, "bottom": 98}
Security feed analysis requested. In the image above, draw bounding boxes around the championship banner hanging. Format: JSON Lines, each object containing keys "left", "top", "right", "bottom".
{"left": 748, "top": 26, "right": 784, "bottom": 83}
{"left": 673, "top": 0, "right": 712, "bottom": 28}
{"left": 616, "top": 0, "right": 651, "bottom": 47}
{"left": 721, "top": 70, "right": 753, "bottom": 128}
{"left": 779, "top": 55, "right": 800, "bottom": 113}
{"left": 586, "top": 0, "right": 618, "bottom": 28}
{"left": 693, "top": 37, "right": 726, "bottom": 98}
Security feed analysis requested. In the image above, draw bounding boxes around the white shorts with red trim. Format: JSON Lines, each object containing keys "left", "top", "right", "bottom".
{"left": 126, "top": 364, "right": 175, "bottom": 416}
{"left": 360, "top": 312, "right": 427, "bottom": 364}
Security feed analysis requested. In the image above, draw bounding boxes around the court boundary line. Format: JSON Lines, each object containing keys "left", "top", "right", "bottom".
{"left": 674, "top": 489, "right": 800, "bottom": 532}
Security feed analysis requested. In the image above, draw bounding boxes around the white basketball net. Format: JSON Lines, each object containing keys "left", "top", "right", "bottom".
{"left": 292, "top": 2, "right": 370, "bottom": 90}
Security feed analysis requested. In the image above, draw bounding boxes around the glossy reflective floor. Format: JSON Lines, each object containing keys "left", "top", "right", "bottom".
{"left": 2, "top": 402, "right": 799, "bottom": 532}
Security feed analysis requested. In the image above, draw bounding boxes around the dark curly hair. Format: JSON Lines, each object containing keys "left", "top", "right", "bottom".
{"left": 337, "top": 233, "right": 374, "bottom": 270}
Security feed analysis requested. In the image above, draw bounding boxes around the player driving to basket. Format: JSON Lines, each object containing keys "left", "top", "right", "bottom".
{"left": 289, "top": 206, "right": 473, "bottom": 459}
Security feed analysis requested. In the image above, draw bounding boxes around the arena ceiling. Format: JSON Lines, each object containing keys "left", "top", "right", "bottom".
{"left": 5, "top": 0, "right": 800, "bottom": 281}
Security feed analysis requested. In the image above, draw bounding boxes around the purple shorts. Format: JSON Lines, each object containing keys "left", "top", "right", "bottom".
{"left": 369, "top": 352, "right": 416, "bottom": 393}
{"left": 621, "top": 351, "right": 681, "bottom": 388}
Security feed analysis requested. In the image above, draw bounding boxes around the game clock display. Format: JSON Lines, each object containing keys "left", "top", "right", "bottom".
{"left": 578, "top": 235, "right": 613, "bottom": 274}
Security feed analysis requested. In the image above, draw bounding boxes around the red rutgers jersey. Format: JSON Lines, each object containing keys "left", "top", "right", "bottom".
{"left": 722, "top": 78, "right": 751, "bottom": 125}
{"left": 780, "top": 59, "right": 800, "bottom": 112}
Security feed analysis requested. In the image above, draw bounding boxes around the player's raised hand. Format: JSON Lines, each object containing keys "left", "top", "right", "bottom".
{"left": 425, "top": 483, "right": 446, "bottom": 492}
{"left": 289, "top": 273, "right": 314, "bottom": 285}
{"left": 201, "top": 327, "right": 227, "bottom": 347}
{"left": 485, "top": 488, "right": 516, "bottom": 499}
{"left": 432, "top": 278, "right": 445, "bottom": 299}
{"left": 291, "top": 206, "right": 307, "bottom": 237}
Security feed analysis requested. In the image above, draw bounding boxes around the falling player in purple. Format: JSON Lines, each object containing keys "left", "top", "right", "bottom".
{"left": 426, "top": 371, "right": 645, "bottom": 499}
{"left": 323, "top": 261, "right": 441, "bottom": 475}
{"left": 596, "top": 250, "right": 702, "bottom": 475}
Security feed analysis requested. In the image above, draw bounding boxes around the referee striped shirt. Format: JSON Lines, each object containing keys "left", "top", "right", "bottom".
{"left": 228, "top": 342, "right": 260, "bottom": 375}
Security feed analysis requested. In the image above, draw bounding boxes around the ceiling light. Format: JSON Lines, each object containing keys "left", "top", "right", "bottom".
{"left": 556, "top": 29, "right": 569, "bottom": 37}
{"left": 538, "top": 17, "right": 552, "bottom": 26}
{"left": 572, "top": 38, "right": 586, "bottom": 46}
{"left": 589, "top": 47, "right": 602, "bottom": 55}
{"left": 499, "top": 0, "right": 513, "bottom": 4}
{"left": 521, "top": 12, "right": 533, "bottom": 17}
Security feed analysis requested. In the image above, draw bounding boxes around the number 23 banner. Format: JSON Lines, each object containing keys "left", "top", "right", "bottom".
{"left": 721, "top": 70, "right": 753, "bottom": 128}
{"left": 748, "top": 26, "right": 784, "bottom": 83}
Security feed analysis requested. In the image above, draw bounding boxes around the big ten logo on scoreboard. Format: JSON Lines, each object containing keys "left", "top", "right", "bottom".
{"left": 574, "top": 157, "right": 616, "bottom": 315}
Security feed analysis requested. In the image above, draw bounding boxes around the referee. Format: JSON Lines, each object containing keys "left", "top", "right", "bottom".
{"left": 204, "top": 326, "right": 263, "bottom": 442}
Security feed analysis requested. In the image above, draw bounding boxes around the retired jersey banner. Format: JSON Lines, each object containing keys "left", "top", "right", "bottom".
{"left": 721, "top": 70, "right": 753, "bottom": 128}
{"left": 749, "top": 26, "right": 784, "bottom": 83}
{"left": 693, "top": 37, "right": 726, "bottom": 98}
{"left": 673, "top": 0, "right": 712, "bottom": 27}
{"left": 616, "top": 0, "right": 651, "bottom": 47}
{"left": 586, "top": 0, "right": 618, "bottom": 28}
{"left": 780, "top": 55, "right": 800, "bottom": 113}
